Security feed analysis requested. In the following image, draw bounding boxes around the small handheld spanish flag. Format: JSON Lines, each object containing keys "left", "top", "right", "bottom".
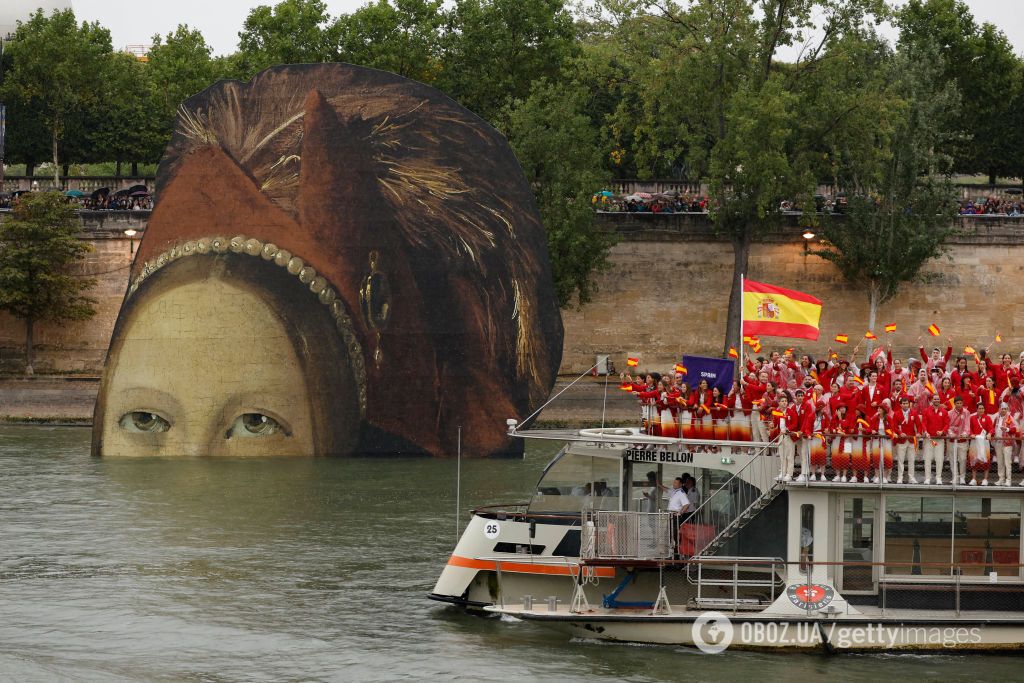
{"left": 996, "top": 333, "right": 1003, "bottom": 342}
{"left": 674, "top": 362, "right": 687, "bottom": 374}
{"left": 752, "top": 341, "right": 762, "bottom": 353}
{"left": 864, "top": 331, "right": 877, "bottom": 340}
{"left": 964, "top": 345, "right": 976, "bottom": 355}
{"left": 990, "top": 389, "right": 996, "bottom": 403}
{"left": 852, "top": 375, "right": 865, "bottom": 385}
{"left": 772, "top": 410, "right": 785, "bottom": 418}
{"left": 830, "top": 352, "right": 838, "bottom": 359}
{"left": 784, "top": 347, "right": 794, "bottom": 355}
{"left": 728, "top": 347, "right": 739, "bottom": 359}
{"left": 835, "top": 334, "right": 849, "bottom": 344}
{"left": 928, "top": 324, "right": 941, "bottom": 337}
{"left": 619, "top": 382, "right": 633, "bottom": 392}
{"left": 743, "top": 335, "right": 755, "bottom": 343}
{"left": 885, "top": 323, "right": 897, "bottom": 333}
{"left": 627, "top": 357, "right": 639, "bottom": 367}
{"left": 857, "top": 418, "right": 871, "bottom": 429}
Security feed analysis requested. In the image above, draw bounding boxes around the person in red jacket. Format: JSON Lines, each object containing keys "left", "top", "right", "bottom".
{"left": 938, "top": 376, "right": 956, "bottom": 411}
{"left": 636, "top": 379, "right": 664, "bottom": 436}
{"left": 768, "top": 394, "right": 795, "bottom": 481}
{"left": 992, "top": 402, "right": 1018, "bottom": 486}
{"left": 893, "top": 396, "right": 921, "bottom": 484}
{"left": 992, "top": 352, "right": 1021, "bottom": 395}
{"left": 947, "top": 395, "right": 972, "bottom": 485}
{"left": 921, "top": 392, "right": 950, "bottom": 485}
{"left": 861, "top": 371, "right": 885, "bottom": 420}
{"left": 979, "top": 376, "right": 1000, "bottom": 415}
{"left": 968, "top": 402, "right": 995, "bottom": 486}
{"left": 956, "top": 376, "right": 977, "bottom": 413}
{"left": 709, "top": 386, "right": 729, "bottom": 443}
{"left": 793, "top": 389, "right": 816, "bottom": 482}
{"left": 851, "top": 407, "right": 872, "bottom": 483}
{"left": 690, "top": 379, "right": 714, "bottom": 440}
{"left": 828, "top": 403, "right": 853, "bottom": 482}
{"left": 868, "top": 399, "right": 895, "bottom": 483}
{"left": 950, "top": 356, "right": 972, "bottom": 390}
{"left": 744, "top": 371, "right": 770, "bottom": 444}
{"left": 726, "top": 379, "right": 749, "bottom": 441}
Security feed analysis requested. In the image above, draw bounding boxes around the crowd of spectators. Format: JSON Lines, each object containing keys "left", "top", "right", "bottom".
{"left": 595, "top": 189, "right": 1024, "bottom": 217}
{"left": 0, "top": 189, "right": 153, "bottom": 211}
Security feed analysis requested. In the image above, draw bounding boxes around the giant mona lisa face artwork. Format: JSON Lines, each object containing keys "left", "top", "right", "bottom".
{"left": 92, "top": 63, "right": 563, "bottom": 457}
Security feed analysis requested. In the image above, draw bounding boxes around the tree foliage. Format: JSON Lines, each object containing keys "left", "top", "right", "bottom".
{"left": 506, "top": 78, "right": 614, "bottom": 307}
{"left": 236, "top": 0, "right": 341, "bottom": 76}
{"left": 0, "top": 193, "right": 96, "bottom": 373}
{"left": 336, "top": 0, "right": 445, "bottom": 83}
{"left": 0, "top": 9, "right": 112, "bottom": 183}
{"left": 811, "top": 40, "right": 960, "bottom": 339}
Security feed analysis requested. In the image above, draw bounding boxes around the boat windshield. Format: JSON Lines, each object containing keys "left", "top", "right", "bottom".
{"left": 527, "top": 451, "right": 620, "bottom": 514}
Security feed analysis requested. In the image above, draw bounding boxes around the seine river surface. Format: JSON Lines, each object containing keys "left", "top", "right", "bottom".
{"left": 2, "top": 425, "right": 1024, "bottom": 681}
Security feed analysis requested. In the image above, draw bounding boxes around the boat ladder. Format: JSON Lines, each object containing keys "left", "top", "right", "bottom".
{"left": 691, "top": 556, "right": 786, "bottom": 611}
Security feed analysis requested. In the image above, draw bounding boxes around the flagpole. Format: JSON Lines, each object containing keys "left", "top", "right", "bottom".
{"left": 739, "top": 273, "right": 745, "bottom": 375}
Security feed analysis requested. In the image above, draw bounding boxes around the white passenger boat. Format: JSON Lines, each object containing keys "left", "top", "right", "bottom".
{"left": 430, "top": 423, "right": 1024, "bottom": 652}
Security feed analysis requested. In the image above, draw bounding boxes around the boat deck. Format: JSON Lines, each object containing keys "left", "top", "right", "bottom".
{"left": 490, "top": 603, "right": 1024, "bottom": 623}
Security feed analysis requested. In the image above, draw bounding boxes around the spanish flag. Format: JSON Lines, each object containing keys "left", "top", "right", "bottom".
{"left": 620, "top": 382, "right": 633, "bottom": 391}
{"left": 996, "top": 333, "right": 1003, "bottom": 343}
{"left": 742, "top": 279, "right": 822, "bottom": 341}
{"left": 728, "top": 347, "right": 739, "bottom": 359}
{"left": 751, "top": 341, "right": 762, "bottom": 353}
{"left": 865, "top": 331, "right": 877, "bottom": 340}
{"left": 885, "top": 323, "right": 897, "bottom": 333}
{"left": 627, "top": 357, "right": 639, "bottom": 367}
{"left": 928, "top": 324, "right": 941, "bottom": 337}
{"left": 674, "top": 362, "right": 687, "bottom": 374}
{"left": 834, "top": 334, "right": 848, "bottom": 344}
{"left": 964, "top": 345, "right": 976, "bottom": 355}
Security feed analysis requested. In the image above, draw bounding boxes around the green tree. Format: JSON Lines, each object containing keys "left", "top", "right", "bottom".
{"left": 236, "top": 0, "right": 341, "bottom": 76}
{"left": 0, "top": 9, "right": 112, "bottom": 185}
{"left": 811, "top": 41, "right": 960, "bottom": 349}
{"left": 441, "top": 0, "right": 577, "bottom": 125}
{"left": 0, "top": 192, "right": 96, "bottom": 374}
{"left": 897, "top": 0, "right": 1020, "bottom": 183}
{"left": 506, "top": 78, "right": 614, "bottom": 307}
{"left": 147, "top": 25, "right": 218, "bottom": 138}
{"left": 80, "top": 52, "right": 164, "bottom": 174}
{"left": 336, "top": 0, "right": 445, "bottom": 84}
{"left": 602, "top": 0, "right": 887, "bottom": 356}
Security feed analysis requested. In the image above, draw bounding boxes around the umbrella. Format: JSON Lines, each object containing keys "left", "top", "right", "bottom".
{"left": 65, "top": 189, "right": 86, "bottom": 198}
{"left": 634, "top": 192, "right": 653, "bottom": 200}
{"left": 91, "top": 187, "right": 110, "bottom": 199}
{"left": 112, "top": 189, "right": 131, "bottom": 197}
{"left": 130, "top": 190, "right": 150, "bottom": 197}
{"left": 11, "top": 190, "right": 32, "bottom": 197}
{"left": 126, "top": 184, "right": 149, "bottom": 194}
{"left": 595, "top": 190, "right": 614, "bottom": 197}
{"left": 1005, "top": 188, "right": 1022, "bottom": 195}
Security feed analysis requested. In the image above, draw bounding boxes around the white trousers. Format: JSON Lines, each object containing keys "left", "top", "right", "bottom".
{"left": 751, "top": 411, "right": 767, "bottom": 443}
{"left": 949, "top": 439, "right": 967, "bottom": 480}
{"left": 923, "top": 438, "right": 945, "bottom": 481}
{"left": 997, "top": 445, "right": 1014, "bottom": 482}
{"left": 895, "top": 441, "right": 917, "bottom": 480}
{"left": 779, "top": 437, "right": 795, "bottom": 479}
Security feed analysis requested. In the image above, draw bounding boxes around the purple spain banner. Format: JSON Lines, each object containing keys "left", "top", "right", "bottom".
{"left": 682, "top": 355, "right": 734, "bottom": 395}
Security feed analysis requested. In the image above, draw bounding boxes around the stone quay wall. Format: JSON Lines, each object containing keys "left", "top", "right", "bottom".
{"left": 1, "top": 209, "right": 1024, "bottom": 376}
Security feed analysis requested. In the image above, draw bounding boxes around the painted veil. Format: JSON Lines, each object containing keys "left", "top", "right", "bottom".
{"left": 92, "top": 63, "right": 563, "bottom": 457}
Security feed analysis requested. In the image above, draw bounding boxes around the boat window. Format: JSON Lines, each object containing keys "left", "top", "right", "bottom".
{"left": 953, "top": 498, "right": 1021, "bottom": 576}
{"left": 884, "top": 496, "right": 953, "bottom": 575}
{"left": 528, "top": 452, "right": 621, "bottom": 514}
{"left": 800, "top": 504, "right": 814, "bottom": 568}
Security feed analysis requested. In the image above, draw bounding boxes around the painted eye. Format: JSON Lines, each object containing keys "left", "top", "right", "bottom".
{"left": 228, "top": 413, "right": 283, "bottom": 438}
{"left": 119, "top": 411, "right": 171, "bottom": 433}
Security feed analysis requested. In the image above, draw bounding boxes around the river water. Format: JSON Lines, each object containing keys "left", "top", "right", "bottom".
{"left": 1, "top": 425, "right": 1022, "bottom": 681}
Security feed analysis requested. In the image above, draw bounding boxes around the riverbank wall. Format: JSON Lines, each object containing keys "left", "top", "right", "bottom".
{"left": 2, "top": 210, "right": 1024, "bottom": 407}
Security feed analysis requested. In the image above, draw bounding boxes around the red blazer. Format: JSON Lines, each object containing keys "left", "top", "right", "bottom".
{"left": 689, "top": 389, "right": 712, "bottom": 416}
{"left": 956, "top": 388, "right": 978, "bottom": 413}
{"left": 969, "top": 413, "right": 994, "bottom": 437}
{"left": 921, "top": 405, "right": 950, "bottom": 436}
{"left": 979, "top": 387, "right": 1000, "bottom": 415}
{"left": 860, "top": 383, "right": 885, "bottom": 417}
{"left": 892, "top": 407, "right": 922, "bottom": 441}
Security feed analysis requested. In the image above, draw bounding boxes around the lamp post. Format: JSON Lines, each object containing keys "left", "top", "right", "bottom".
{"left": 124, "top": 228, "right": 137, "bottom": 254}
{"left": 802, "top": 229, "right": 815, "bottom": 254}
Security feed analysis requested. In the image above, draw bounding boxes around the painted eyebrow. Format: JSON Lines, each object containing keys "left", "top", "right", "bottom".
{"left": 113, "top": 387, "right": 185, "bottom": 420}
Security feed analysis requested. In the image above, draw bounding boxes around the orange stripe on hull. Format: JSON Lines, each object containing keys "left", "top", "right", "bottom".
{"left": 446, "top": 555, "right": 616, "bottom": 578}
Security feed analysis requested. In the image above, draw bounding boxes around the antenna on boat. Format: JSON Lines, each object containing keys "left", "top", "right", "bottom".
{"left": 455, "top": 425, "right": 462, "bottom": 542}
